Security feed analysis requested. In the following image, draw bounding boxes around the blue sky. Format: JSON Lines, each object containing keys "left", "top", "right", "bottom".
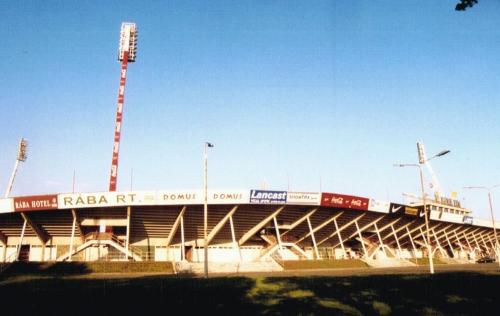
{"left": 1, "top": 1, "right": 499, "bottom": 219}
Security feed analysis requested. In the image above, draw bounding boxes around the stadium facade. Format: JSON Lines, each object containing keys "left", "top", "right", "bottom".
{"left": 0, "top": 189, "right": 497, "bottom": 271}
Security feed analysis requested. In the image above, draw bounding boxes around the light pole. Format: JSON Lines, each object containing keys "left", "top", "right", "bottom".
{"left": 394, "top": 144, "right": 450, "bottom": 274}
{"left": 5, "top": 138, "right": 28, "bottom": 198}
{"left": 203, "top": 142, "right": 214, "bottom": 278}
{"left": 463, "top": 184, "right": 500, "bottom": 266}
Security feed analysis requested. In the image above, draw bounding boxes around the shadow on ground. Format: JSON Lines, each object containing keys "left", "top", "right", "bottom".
{"left": 1, "top": 271, "right": 500, "bottom": 315}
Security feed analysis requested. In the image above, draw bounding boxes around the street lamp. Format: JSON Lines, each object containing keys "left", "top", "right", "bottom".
{"left": 203, "top": 142, "right": 214, "bottom": 278}
{"left": 394, "top": 143, "right": 450, "bottom": 274}
{"left": 463, "top": 184, "right": 500, "bottom": 266}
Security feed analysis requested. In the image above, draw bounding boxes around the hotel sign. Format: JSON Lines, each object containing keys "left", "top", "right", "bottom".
{"left": 13, "top": 195, "right": 58, "bottom": 212}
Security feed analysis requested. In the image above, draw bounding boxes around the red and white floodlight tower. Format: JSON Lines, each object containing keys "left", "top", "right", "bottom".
{"left": 108, "top": 22, "right": 137, "bottom": 192}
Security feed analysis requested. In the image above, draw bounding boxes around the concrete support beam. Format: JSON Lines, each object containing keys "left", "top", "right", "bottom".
{"left": 381, "top": 220, "right": 416, "bottom": 241}
{"left": 280, "top": 208, "right": 318, "bottom": 238}
{"left": 296, "top": 211, "right": 345, "bottom": 244}
{"left": 306, "top": 216, "right": 320, "bottom": 259}
{"left": 374, "top": 222, "right": 387, "bottom": 257}
{"left": 333, "top": 218, "right": 346, "bottom": 258}
{"left": 406, "top": 226, "right": 418, "bottom": 256}
{"left": 125, "top": 206, "right": 131, "bottom": 259}
{"left": 329, "top": 215, "right": 384, "bottom": 249}
{"left": 273, "top": 216, "right": 283, "bottom": 253}
{"left": 239, "top": 206, "right": 285, "bottom": 246}
{"left": 207, "top": 206, "right": 238, "bottom": 244}
{"left": 229, "top": 215, "right": 241, "bottom": 262}
{"left": 0, "top": 231, "right": 7, "bottom": 246}
{"left": 391, "top": 223, "right": 424, "bottom": 246}
{"left": 355, "top": 221, "right": 368, "bottom": 258}
{"left": 16, "top": 219, "right": 27, "bottom": 261}
{"left": 319, "top": 213, "right": 369, "bottom": 247}
{"left": 21, "top": 212, "right": 49, "bottom": 245}
{"left": 391, "top": 225, "right": 402, "bottom": 258}
{"left": 166, "top": 206, "right": 187, "bottom": 247}
{"left": 71, "top": 209, "right": 85, "bottom": 243}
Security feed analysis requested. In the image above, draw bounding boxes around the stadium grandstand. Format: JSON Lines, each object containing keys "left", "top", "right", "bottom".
{"left": 0, "top": 190, "right": 498, "bottom": 273}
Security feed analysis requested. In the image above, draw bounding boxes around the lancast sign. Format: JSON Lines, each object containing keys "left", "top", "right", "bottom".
{"left": 250, "top": 190, "right": 287, "bottom": 204}
{"left": 287, "top": 192, "right": 321, "bottom": 205}
{"left": 320, "top": 193, "right": 369, "bottom": 210}
{"left": 13, "top": 195, "right": 58, "bottom": 212}
{"left": 0, "top": 198, "right": 14, "bottom": 214}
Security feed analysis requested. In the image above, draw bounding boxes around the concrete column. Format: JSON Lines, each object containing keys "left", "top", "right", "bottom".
{"left": 180, "top": 215, "right": 185, "bottom": 261}
{"left": 333, "top": 218, "right": 346, "bottom": 259}
{"left": 125, "top": 206, "right": 131, "bottom": 260}
{"left": 273, "top": 217, "right": 283, "bottom": 254}
{"left": 69, "top": 210, "right": 77, "bottom": 262}
{"left": 355, "top": 221, "right": 367, "bottom": 258}
{"left": 391, "top": 225, "right": 402, "bottom": 259}
{"left": 374, "top": 222, "right": 387, "bottom": 257}
{"left": 16, "top": 219, "right": 27, "bottom": 261}
{"left": 307, "top": 216, "right": 320, "bottom": 260}
{"left": 229, "top": 215, "right": 241, "bottom": 262}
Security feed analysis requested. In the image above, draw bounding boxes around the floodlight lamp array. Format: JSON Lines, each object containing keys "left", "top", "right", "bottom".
{"left": 118, "top": 22, "right": 138, "bottom": 62}
{"left": 18, "top": 138, "right": 27, "bottom": 162}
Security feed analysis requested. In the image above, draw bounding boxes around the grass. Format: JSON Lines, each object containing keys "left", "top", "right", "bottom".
{"left": 283, "top": 259, "right": 368, "bottom": 270}
{"left": 413, "top": 257, "right": 448, "bottom": 265}
{"left": 1, "top": 271, "right": 500, "bottom": 315}
{"left": 2, "top": 262, "right": 174, "bottom": 275}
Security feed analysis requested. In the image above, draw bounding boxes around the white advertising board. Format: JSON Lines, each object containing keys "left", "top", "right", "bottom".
{"left": 156, "top": 190, "right": 249, "bottom": 205}
{"left": 0, "top": 198, "right": 14, "bottom": 213}
{"left": 286, "top": 192, "right": 321, "bottom": 205}
{"left": 58, "top": 191, "right": 158, "bottom": 209}
{"left": 209, "top": 190, "right": 249, "bottom": 204}
{"left": 430, "top": 210, "right": 464, "bottom": 224}
{"left": 368, "top": 199, "right": 390, "bottom": 213}
{"left": 58, "top": 189, "right": 250, "bottom": 209}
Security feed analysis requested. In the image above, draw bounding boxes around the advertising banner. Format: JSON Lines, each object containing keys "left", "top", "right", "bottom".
{"left": 13, "top": 195, "right": 58, "bottom": 212}
{"left": 158, "top": 190, "right": 202, "bottom": 205}
{"left": 250, "top": 190, "right": 287, "bottom": 204}
{"left": 209, "top": 190, "right": 249, "bottom": 204}
{"left": 404, "top": 206, "right": 420, "bottom": 216}
{"left": 368, "top": 199, "right": 390, "bottom": 213}
{"left": 389, "top": 203, "right": 406, "bottom": 215}
{"left": 320, "top": 193, "right": 369, "bottom": 210}
{"left": 286, "top": 192, "right": 321, "bottom": 205}
{"left": 463, "top": 216, "right": 473, "bottom": 225}
{"left": 0, "top": 198, "right": 14, "bottom": 214}
{"left": 58, "top": 191, "right": 158, "bottom": 209}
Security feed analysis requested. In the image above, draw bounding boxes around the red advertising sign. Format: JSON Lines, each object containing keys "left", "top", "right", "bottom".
{"left": 320, "top": 193, "right": 369, "bottom": 211}
{"left": 13, "top": 195, "right": 58, "bottom": 212}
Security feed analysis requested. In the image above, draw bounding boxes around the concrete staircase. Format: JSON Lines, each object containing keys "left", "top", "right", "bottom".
{"left": 56, "top": 233, "right": 142, "bottom": 262}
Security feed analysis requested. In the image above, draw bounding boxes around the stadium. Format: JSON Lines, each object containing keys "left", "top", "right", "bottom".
{"left": 0, "top": 188, "right": 498, "bottom": 273}
{"left": 1, "top": 22, "right": 498, "bottom": 274}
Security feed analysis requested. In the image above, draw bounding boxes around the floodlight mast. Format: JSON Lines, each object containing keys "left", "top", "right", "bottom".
{"left": 4, "top": 138, "right": 28, "bottom": 198}
{"left": 108, "top": 22, "right": 137, "bottom": 192}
